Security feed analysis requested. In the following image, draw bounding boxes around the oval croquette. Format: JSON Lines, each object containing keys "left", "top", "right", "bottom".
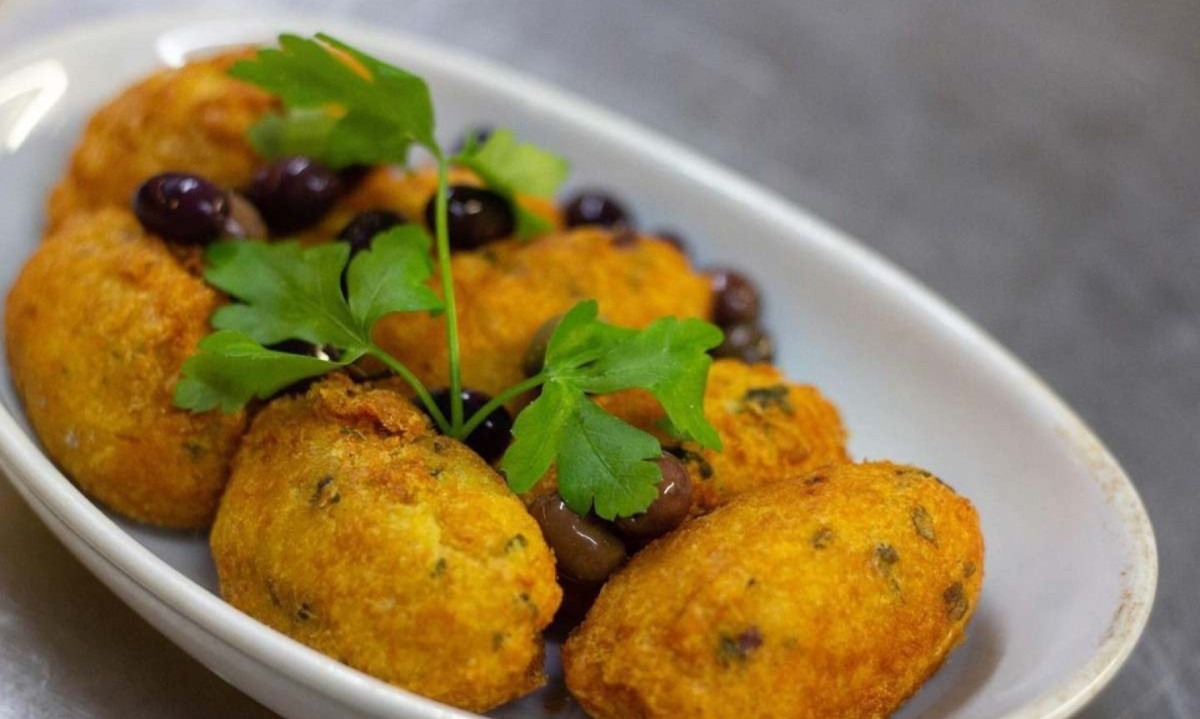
{"left": 210, "top": 375, "right": 561, "bottom": 712}
{"left": 5, "top": 208, "right": 246, "bottom": 527}
{"left": 46, "top": 49, "right": 277, "bottom": 231}
{"left": 563, "top": 461, "right": 983, "bottom": 719}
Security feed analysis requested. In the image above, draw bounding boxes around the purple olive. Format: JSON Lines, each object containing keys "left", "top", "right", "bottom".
{"left": 425, "top": 388, "right": 513, "bottom": 463}
{"left": 245, "top": 156, "right": 343, "bottom": 235}
{"left": 711, "top": 321, "right": 775, "bottom": 364}
{"left": 563, "top": 190, "right": 633, "bottom": 230}
{"left": 709, "top": 268, "right": 762, "bottom": 326}
{"left": 133, "top": 172, "right": 229, "bottom": 245}
{"left": 424, "top": 185, "right": 515, "bottom": 250}
{"left": 614, "top": 454, "right": 693, "bottom": 540}
{"left": 529, "top": 493, "right": 627, "bottom": 583}
{"left": 337, "top": 209, "right": 406, "bottom": 256}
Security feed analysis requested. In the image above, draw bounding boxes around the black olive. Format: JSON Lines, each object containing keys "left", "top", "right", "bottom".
{"left": 426, "top": 388, "right": 513, "bottom": 462}
{"left": 336, "top": 209, "right": 406, "bottom": 256}
{"left": 132, "top": 173, "right": 229, "bottom": 245}
{"left": 709, "top": 268, "right": 762, "bottom": 326}
{"left": 563, "top": 190, "right": 634, "bottom": 230}
{"left": 528, "top": 493, "right": 627, "bottom": 583}
{"left": 614, "top": 454, "right": 693, "bottom": 540}
{"left": 711, "top": 321, "right": 775, "bottom": 364}
{"left": 245, "top": 156, "right": 343, "bottom": 235}
{"left": 268, "top": 339, "right": 341, "bottom": 362}
{"left": 266, "top": 340, "right": 341, "bottom": 395}
{"left": 423, "top": 185, "right": 515, "bottom": 250}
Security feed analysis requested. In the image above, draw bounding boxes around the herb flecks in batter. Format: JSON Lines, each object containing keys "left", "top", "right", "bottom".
{"left": 717, "top": 627, "right": 763, "bottom": 666}
{"left": 173, "top": 34, "right": 724, "bottom": 519}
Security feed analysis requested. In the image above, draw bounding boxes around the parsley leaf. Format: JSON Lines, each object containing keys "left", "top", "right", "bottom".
{"left": 230, "top": 33, "right": 435, "bottom": 167}
{"left": 246, "top": 108, "right": 337, "bottom": 161}
{"left": 455, "top": 129, "right": 569, "bottom": 238}
{"left": 500, "top": 300, "right": 722, "bottom": 518}
{"left": 174, "top": 331, "right": 342, "bottom": 413}
{"left": 175, "top": 231, "right": 443, "bottom": 415}
{"left": 206, "top": 241, "right": 359, "bottom": 347}
{"left": 346, "top": 226, "right": 443, "bottom": 330}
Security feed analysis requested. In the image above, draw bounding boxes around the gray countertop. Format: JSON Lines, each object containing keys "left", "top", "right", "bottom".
{"left": 1, "top": 0, "right": 1196, "bottom": 716}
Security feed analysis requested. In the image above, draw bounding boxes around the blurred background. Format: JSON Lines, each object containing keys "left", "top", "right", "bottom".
{"left": 0, "top": 0, "right": 1196, "bottom": 716}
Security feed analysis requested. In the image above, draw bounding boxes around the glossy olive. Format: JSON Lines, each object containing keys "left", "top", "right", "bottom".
{"left": 563, "top": 190, "right": 633, "bottom": 230}
{"left": 426, "top": 388, "right": 513, "bottom": 463}
{"left": 267, "top": 339, "right": 341, "bottom": 362}
{"left": 709, "top": 268, "right": 762, "bottom": 326}
{"left": 711, "top": 321, "right": 775, "bottom": 364}
{"left": 336, "top": 209, "right": 406, "bottom": 256}
{"left": 424, "top": 185, "right": 515, "bottom": 250}
{"left": 132, "top": 172, "right": 229, "bottom": 245}
{"left": 614, "top": 454, "right": 693, "bottom": 540}
{"left": 529, "top": 493, "right": 627, "bottom": 583}
{"left": 245, "top": 156, "right": 343, "bottom": 234}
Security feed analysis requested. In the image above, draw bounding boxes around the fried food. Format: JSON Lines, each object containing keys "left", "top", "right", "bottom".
{"left": 372, "top": 227, "right": 713, "bottom": 404}
{"left": 46, "top": 49, "right": 276, "bottom": 231}
{"left": 4, "top": 208, "right": 245, "bottom": 527}
{"left": 536, "top": 359, "right": 846, "bottom": 514}
{"left": 563, "top": 461, "right": 984, "bottom": 719}
{"left": 210, "top": 374, "right": 561, "bottom": 712}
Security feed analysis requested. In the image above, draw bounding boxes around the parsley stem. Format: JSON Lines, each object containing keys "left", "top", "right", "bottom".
{"left": 433, "top": 154, "right": 464, "bottom": 433}
{"left": 459, "top": 372, "right": 547, "bottom": 438}
{"left": 367, "top": 345, "right": 451, "bottom": 433}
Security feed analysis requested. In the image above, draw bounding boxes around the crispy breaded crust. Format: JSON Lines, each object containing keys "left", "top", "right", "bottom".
{"left": 564, "top": 461, "right": 984, "bottom": 719}
{"left": 589, "top": 359, "right": 849, "bottom": 513}
{"left": 210, "top": 375, "right": 561, "bottom": 712}
{"left": 373, "top": 227, "right": 713, "bottom": 404}
{"left": 46, "top": 49, "right": 276, "bottom": 231}
{"left": 5, "top": 208, "right": 245, "bottom": 527}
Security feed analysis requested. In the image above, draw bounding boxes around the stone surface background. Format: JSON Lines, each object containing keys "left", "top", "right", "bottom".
{"left": 0, "top": 0, "right": 1196, "bottom": 716}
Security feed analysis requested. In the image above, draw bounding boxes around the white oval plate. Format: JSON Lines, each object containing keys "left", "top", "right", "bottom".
{"left": 0, "top": 11, "right": 1156, "bottom": 719}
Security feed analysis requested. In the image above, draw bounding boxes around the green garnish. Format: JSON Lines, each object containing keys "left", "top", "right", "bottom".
{"left": 455, "top": 129, "right": 568, "bottom": 237}
{"left": 502, "top": 301, "right": 722, "bottom": 519}
{"left": 231, "top": 34, "right": 434, "bottom": 168}
{"left": 177, "top": 227, "right": 449, "bottom": 428}
{"left": 176, "top": 34, "right": 724, "bottom": 517}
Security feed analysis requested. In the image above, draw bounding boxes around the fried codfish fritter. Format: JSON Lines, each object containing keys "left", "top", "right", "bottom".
{"left": 372, "top": 227, "right": 713, "bottom": 404}
{"left": 4, "top": 208, "right": 246, "bottom": 527}
{"left": 210, "top": 374, "right": 561, "bottom": 712}
{"left": 564, "top": 461, "right": 984, "bottom": 719}
{"left": 46, "top": 49, "right": 276, "bottom": 231}
{"left": 596, "top": 359, "right": 849, "bottom": 513}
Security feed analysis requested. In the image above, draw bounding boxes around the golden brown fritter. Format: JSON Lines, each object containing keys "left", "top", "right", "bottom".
{"left": 210, "top": 374, "right": 561, "bottom": 713}
{"left": 564, "top": 461, "right": 984, "bottom": 719}
{"left": 4, "top": 208, "right": 246, "bottom": 527}
{"left": 372, "top": 227, "right": 713, "bottom": 404}
{"left": 527, "top": 360, "right": 847, "bottom": 514}
{"left": 46, "top": 49, "right": 276, "bottom": 231}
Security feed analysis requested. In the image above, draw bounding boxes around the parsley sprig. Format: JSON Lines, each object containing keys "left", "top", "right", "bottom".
{"left": 175, "top": 34, "right": 723, "bottom": 517}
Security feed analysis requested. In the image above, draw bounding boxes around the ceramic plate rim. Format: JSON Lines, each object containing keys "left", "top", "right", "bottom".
{"left": 0, "top": 10, "right": 1157, "bottom": 719}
